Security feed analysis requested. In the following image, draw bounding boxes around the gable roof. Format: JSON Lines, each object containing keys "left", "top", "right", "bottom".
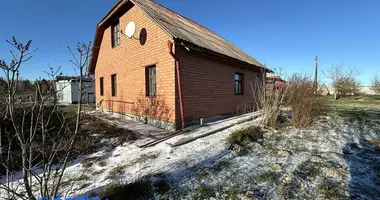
{"left": 88, "top": 0, "right": 271, "bottom": 73}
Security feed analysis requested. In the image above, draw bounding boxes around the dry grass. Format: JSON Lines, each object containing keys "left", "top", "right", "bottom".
{"left": 108, "top": 165, "right": 126, "bottom": 177}
{"left": 82, "top": 157, "right": 102, "bottom": 168}
{"left": 227, "top": 126, "right": 264, "bottom": 146}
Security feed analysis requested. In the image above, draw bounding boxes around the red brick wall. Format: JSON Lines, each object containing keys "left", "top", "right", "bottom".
{"left": 175, "top": 45, "right": 263, "bottom": 123}
{"left": 95, "top": 3, "right": 264, "bottom": 128}
{"left": 94, "top": 4, "right": 176, "bottom": 123}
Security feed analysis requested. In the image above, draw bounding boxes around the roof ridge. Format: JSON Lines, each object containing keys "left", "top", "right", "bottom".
{"left": 132, "top": 0, "right": 264, "bottom": 68}
{"left": 138, "top": 7, "right": 248, "bottom": 61}
{"left": 89, "top": 0, "right": 270, "bottom": 73}
{"left": 136, "top": 0, "right": 223, "bottom": 38}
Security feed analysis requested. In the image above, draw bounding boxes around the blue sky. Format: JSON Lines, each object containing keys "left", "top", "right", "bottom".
{"left": 0, "top": 0, "right": 379, "bottom": 85}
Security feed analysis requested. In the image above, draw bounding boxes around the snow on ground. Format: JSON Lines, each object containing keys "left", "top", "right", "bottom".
{"left": 2, "top": 109, "right": 380, "bottom": 199}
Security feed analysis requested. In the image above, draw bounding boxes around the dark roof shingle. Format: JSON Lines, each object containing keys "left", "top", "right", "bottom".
{"left": 132, "top": 0, "right": 268, "bottom": 70}
{"left": 89, "top": 0, "right": 270, "bottom": 72}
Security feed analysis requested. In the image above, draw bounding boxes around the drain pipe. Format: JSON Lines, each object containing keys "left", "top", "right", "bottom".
{"left": 168, "top": 40, "right": 185, "bottom": 129}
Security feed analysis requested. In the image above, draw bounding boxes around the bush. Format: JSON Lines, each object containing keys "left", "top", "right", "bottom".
{"left": 287, "top": 74, "right": 322, "bottom": 128}
{"left": 100, "top": 177, "right": 153, "bottom": 200}
{"left": 251, "top": 79, "right": 288, "bottom": 128}
{"left": 372, "top": 75, "right": 380, "bottom": 95}
{"left": 227, "top": 126, "right": 264, "bottom": 146}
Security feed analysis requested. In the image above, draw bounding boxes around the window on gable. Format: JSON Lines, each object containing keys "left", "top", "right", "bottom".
{"left": 146, "top": 65, "right": 156, "bottom": 97}
{"left": 111, "top": 19, "right": 120, "bottom": 48}
{"left": 234, "top": 73, "right": 243, "bottom": 95}
{"left": 100, "top": 77, "right": 104, "bottom": 96}
{"left": 111, "top": 74, "right": 117, "bottom": 96}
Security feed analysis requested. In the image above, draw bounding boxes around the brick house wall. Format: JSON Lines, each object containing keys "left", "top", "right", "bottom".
{"left": 175, "top": 45, "right": 263, "bottom": 125}
{"left": 94, "top": 4, "right": 176, "bottom": 125}
{"left": 94, "top": 2, "right": 264, "bottom": 130}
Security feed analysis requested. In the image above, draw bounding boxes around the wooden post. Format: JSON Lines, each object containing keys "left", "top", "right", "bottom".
{"left": 314, "top": 56, "right": 318, "bottom": 94}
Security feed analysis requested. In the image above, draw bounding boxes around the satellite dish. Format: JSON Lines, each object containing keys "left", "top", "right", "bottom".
{"left": 125, "top": 22, "right": 136, "bottom": 39}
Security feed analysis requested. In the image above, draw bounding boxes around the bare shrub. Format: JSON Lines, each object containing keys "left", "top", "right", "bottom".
{"left": 324, "top": 64, "right": 359, "bottom": 97}
{"left": 131, "top": 93, "right": 172, "bottom": 122}
{"left": 371, "top": 74, "right": 380, "bottom": 95}
{"left": 251, "top": 77, "right": 288, "bottom": 128}
{"left": 0, "top": 38, "right": 91, "bottom": 199}
{"left": 287, "top": 74, "right": 322, "bottom": 128}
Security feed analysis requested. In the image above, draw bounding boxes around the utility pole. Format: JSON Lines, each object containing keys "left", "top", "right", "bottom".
{"left": 314, "top": 56, "right": 318, "bottom": 94}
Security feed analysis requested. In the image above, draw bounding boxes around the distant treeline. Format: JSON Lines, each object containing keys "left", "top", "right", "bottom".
{"left": 0, "top": 77, "right": 56, "bottom": 95}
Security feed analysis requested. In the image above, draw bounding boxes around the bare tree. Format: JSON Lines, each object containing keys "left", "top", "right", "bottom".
{"left": 324, "top": 64, "right": 359, "bottom": 98}
{"left": 0, "top": 38, "right": 91, "bottom": 199}
{"left": 371, "top": 74, "right": 380, "bottom": 95}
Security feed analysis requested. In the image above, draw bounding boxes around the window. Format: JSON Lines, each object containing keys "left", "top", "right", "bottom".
{"left": 111, "top": 74, "right": 117, "bottom": 96}
{"left": 146, "top": 66, "right": 156, "bottom": 96}
{"left": 111, "top": 20, "right": 120, "bottom": 48}
{"left": 234, "top": 73, "right": 243, "bottom": 95}
{"left": 99, "top": 77, "right": 104, "bottom": 96}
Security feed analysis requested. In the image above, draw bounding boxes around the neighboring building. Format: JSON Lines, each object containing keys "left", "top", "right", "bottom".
{"left": 266, "top": 76, "right": 287, "bottom": 88}
{"left": 318, "top": 84, "right": 330, "bottom": 96}
{"left": 88, "top": 0, "right": 271, "bottom": 130}
{"left": 56, "top": 76, "right": 95, "bottom": 104}
{"left": 321, "top": 85, "right": 375, "bottom": 96}
{"left": 358, "top": 86, "right": 376, "bottom": 95}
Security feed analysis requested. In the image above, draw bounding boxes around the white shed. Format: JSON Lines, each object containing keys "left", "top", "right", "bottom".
{"left": 56, "top": 76, "right": 95, "bottom": 104}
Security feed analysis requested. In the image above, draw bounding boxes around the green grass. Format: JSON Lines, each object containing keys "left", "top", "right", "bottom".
{"left": 321, "top": 95, "right": 380, "bottom": 110}
{"left": 319, "top": 95, "right": 380, "bottom": 124}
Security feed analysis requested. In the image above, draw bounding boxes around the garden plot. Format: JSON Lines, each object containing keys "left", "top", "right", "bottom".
{"left": 1, "top": 109, "right": 380, "bottom": 199}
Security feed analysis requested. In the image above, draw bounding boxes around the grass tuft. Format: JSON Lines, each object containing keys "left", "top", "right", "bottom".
{"left": 227, "top": 126, "right": 264, "bottom": 146}
{"left": 108, "top": 165, "right": 125, "bottom": 178}
{"left": 100, "top": 177, "right": 153, "bottom": 200}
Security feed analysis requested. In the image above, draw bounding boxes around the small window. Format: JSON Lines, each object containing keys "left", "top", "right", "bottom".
{"left": 111, "top": 20, "right": 120, "bottom": 48}
{"left": 146, "top": 66, "right": 156, "bottom": 96}
{"left": 111, "top": 74, "right": 117, "bottom": 96}
{"left": 234, "top": 73, "right": 243, "bottom": 95}
{"left": 99, "top": 77, "right": 104, "bottom": 96}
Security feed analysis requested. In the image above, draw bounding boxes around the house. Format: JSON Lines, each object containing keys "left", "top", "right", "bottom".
{"left": 318, "top": 84, "right": 330, "bottom": 96}
{"left": 358, "top": 86, "right": 376, "bottom": 95}
{"left": 56, "top": 76, "right": 95, "bottom": 104}
{"left": 88, "top": 0, "right": 271, "bottom": 130}
{"left": 266, "top": 76, "right": 287, "bottom": 88}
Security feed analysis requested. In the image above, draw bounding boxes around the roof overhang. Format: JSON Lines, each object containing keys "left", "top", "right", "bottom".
{"left": 175, "top": 39, "right": 273, "bottom": 73}
{"left": 88, "top": 0, "right": 129, "bottom": 74}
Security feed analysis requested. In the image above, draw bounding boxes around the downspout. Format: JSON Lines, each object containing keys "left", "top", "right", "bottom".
{"left": 167, "top": 40, "right": 185, "bottom": 129}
